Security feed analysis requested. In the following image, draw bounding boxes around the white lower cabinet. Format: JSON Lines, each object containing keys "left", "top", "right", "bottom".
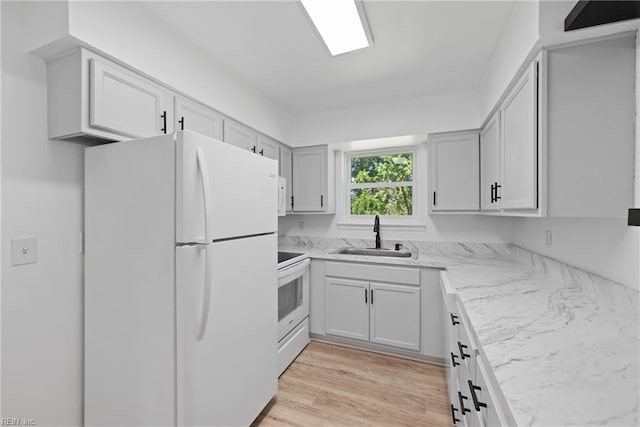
{"left": 325, "top": 277, "right": 421, "bottom": 351}
{"left": 441, "top": 272, "right": 515, "bottom": 427}
{"left": 369, "top": 282, "right": 421, "bottom": 351}
{"left": 323, "top": 262, "right": 422, "bottom": 352}
{"left": 325, "top": 278, "right": 370, "bottom": 341}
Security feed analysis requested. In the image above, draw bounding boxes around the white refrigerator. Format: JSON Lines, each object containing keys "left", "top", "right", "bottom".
{"left": 84, "top": 131, "right": 278, "bottom": 426}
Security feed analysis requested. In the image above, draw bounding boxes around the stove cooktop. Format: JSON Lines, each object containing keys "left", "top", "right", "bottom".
{"left": 277, "top": 251, "right": 304, "bottom": 264}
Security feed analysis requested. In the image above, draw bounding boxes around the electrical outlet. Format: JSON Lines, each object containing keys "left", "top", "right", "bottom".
{"left": 11, "top": 237, "right": 38, "bottom": 266}
{"left": 545, "top": 230, "right": 552, "bottom": 247}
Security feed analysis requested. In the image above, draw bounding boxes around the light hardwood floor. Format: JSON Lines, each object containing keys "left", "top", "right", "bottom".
{"left": 253, "top": 341, "right": 452, "bottom": 426}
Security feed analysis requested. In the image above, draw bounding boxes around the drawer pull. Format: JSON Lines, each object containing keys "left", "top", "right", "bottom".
{"left": 450, "top": 352, "right": 460, "bottom": 367}
{"left": 458, "top": 391, "right": 471, "bottom": 415}
{"left": 468, "top": 380, "right": 488, "bottom": 411}
{"left": 450, "top": 404, "right": 460, "bottom": 424}
{"left": 450, "top": 313, "right": 460, "bottom": 325}
{"left": 457, "top": 341, "right": 470, "bottom": 360}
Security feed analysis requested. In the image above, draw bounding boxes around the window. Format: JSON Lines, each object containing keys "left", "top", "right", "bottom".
{"left": 346, "top": 148, "right": 415, "bottom": 217}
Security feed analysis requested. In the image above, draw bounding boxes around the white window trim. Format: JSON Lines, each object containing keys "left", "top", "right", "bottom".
{"left": 336, "top": 145, "right": 426, "bottom": 230}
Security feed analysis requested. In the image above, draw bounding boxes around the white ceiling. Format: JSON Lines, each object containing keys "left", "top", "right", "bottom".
{"left": 144, "top": 1, "right": 515, "bottom": 115}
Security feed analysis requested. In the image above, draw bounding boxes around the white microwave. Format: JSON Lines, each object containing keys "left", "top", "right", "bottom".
{"left": 278, "top": 176, "right": 286, "bottom": 216}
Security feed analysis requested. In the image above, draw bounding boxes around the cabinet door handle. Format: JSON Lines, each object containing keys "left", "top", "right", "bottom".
{"left": 179, "top": 116, "right": 184, "bottom": 131}
{"left": 433, "top": 191, "right": 437, "bottom": 206}
{"left": 450, "top": 352, "right": 460, "bottom": 367}
{"left": 494, "top": 182, "right": 502, "bottom": 201}
{"left": 450, "top": 404, "right": 460, "bottom": 424}
{"left": 291, "top": 196, "right": 294, "bottom": 210}
{"left": 370, "top": 289, "right": 373, "bottom": 305}
{"left": 320, "top": 194, "right": 324, "bottom": 208}
{"left": 259, "top": 149, "right": 264, "bottom": 156}
{"left": 450, "top": 313, "right": 460, "bottom": 325}
{"left": 251, "top": 146, "right": 256, "bottom": 153}
{"left": 458, "top": 341, "right": 470, "bottom": 359}
{"left": 468, "top": 380, "right": 487, "bottom": 411}
{"left": 490, "top": 183, "right": 495, "bottom": 203}
{"left": 161, "top": 111, "right": 167, "bottom": 134}
{"left": 458, "top": 391, "right": 471, "bottom": 415}
{"left": 365, "top": 288, "right": 368, "bottom": 304}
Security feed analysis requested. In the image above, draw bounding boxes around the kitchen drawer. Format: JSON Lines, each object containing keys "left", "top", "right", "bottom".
{"left": 456, "top": 304, "right": 478, "bottom": 382}
{"left": 326, "top": 262, "right": 420, "bottom": 285}
{"left": 456, "top": 364, "right": 483, "bottom": 427}
{"left": 277, "top": 317, "right": 309, "bottom": 377}
{"left": 469, "top": 349, "right": 513, "bottom": 427}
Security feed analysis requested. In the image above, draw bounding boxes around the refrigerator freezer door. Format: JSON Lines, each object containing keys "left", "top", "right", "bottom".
{"left": 176, "top": 234, "right": 277, "bottom": 426}
{"left": 176, "top": 131, "right": 278, "bottom": 243}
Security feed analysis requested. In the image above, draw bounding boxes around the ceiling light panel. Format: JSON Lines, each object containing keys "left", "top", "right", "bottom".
{"left": 300, "top": 0, "right": 370, "bottom": 56}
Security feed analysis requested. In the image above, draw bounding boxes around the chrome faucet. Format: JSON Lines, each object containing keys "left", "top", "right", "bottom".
{"left": 373, "top": 215, "right": 381, "bottom": 249}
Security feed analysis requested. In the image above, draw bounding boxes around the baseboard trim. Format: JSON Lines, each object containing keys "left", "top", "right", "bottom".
{"left": 310, "top": 333, "right": 445, "bottom": 366}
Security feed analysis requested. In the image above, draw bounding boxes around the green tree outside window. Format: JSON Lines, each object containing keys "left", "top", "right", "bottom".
{"left": 349, "top": 152, "right": 413, "bottom": 215}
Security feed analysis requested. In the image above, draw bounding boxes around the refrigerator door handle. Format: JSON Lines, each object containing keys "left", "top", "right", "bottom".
{"left": 196, "top": 147, "right": 214, "bottom": 243}
{"left": 196, "top": 243, "right": 213, "bottom": 341}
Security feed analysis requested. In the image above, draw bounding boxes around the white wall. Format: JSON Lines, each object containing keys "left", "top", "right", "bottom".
{"left": 506, "top": 2, "right": 640, "bottom": 291}
{"left": 0, "top": 0, "right": 3, "bottom": 417}
{"left": 2, "top": 2, "right": 84, "bottom": 424}
{"left": 511, "top": 218, "right": 639, "bottom": 290}
{"left": 289, "top": 89, "right": 481, "bottom": 147}
{"left": 67, "top": 1, "right": 291, "bottom": 143}
{"left": 283, "top": 82, "right": 516, "bottom": 243}
{"left": 0, "top": 1, "right": 294, "bottom": 425}
{"left": 280, "top": 134, "right": 512, "bottom": 244}
{"left": 279, "top": 213, "right": 512, "bottom": 244}
{"left": 477, "top": 0, "right": 540, "bottom": 120}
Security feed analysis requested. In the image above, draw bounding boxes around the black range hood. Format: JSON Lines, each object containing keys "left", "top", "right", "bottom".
{"left": 565, "top": 1, "right": 640, "bottom": 32}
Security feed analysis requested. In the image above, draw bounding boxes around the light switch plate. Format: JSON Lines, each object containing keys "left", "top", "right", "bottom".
{"left": 11, "top": 237, "right": 38, "bottom": 266}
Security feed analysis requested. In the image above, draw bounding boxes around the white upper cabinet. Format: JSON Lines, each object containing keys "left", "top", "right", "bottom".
{"left": 279, "top": 146, "right": 293, "bottom": 213}
{"left": 428, "top": 131, "right": 480, "bottom": 212}
{"left": 257, "top": 134, "right": 280, "bottom": 161}
{"left": 174, "top": 96, "right": 223, "bottom": 140}
{"left": 500, "top": 61, "right": 538, "bottom": 210}
{"left": 545, "top": 35, "right": 635, "bottom": 218}
{"left": 480, "top": 112, "right": 501, "bottom": 212}
{"left": 47, "top": 48, "right": 173, "bottom": 141}
{"left": 90, "top": 58, "right": 174, "bottom": 138}
{"left": 292, "top": 145, "right": 334, "bottom": 213}
{"left": 223, "top": 119, "right": 258, "bottom": 152}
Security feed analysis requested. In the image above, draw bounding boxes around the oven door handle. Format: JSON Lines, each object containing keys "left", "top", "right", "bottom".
{"left": 277, "top": 258, "right": 310, "bottom": 281}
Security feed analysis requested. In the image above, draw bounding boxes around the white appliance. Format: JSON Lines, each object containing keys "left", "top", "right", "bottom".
{"left": 276, "top": 252, "right": 310, "bottom": 376}
{"left": 84, "top": 131, "right": 278, "bottom": 427}
{"left": 278, "top": 176, "right": 286, "bottom": 216}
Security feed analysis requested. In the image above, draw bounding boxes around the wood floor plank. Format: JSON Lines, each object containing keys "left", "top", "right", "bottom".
{"left": 253, "top": 341, "right": 452, "bottom": 427}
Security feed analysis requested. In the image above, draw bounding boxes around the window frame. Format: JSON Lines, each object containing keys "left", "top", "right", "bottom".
{"left": 339, "top": 145, "right": 424, "bottom": 229}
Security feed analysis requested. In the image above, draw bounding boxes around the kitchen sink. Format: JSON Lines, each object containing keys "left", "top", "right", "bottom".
{"left": 331, "top": 247, "right": 412, "bottom": 258}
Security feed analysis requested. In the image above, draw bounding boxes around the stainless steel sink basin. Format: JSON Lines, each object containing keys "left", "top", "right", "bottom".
{"left": 332, "top": 247, "right": 412, "bottom": 258}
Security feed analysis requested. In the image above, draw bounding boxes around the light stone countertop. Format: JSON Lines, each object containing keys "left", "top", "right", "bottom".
{"left": 279, "top": 236, "right": 639, "bottom": 426}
